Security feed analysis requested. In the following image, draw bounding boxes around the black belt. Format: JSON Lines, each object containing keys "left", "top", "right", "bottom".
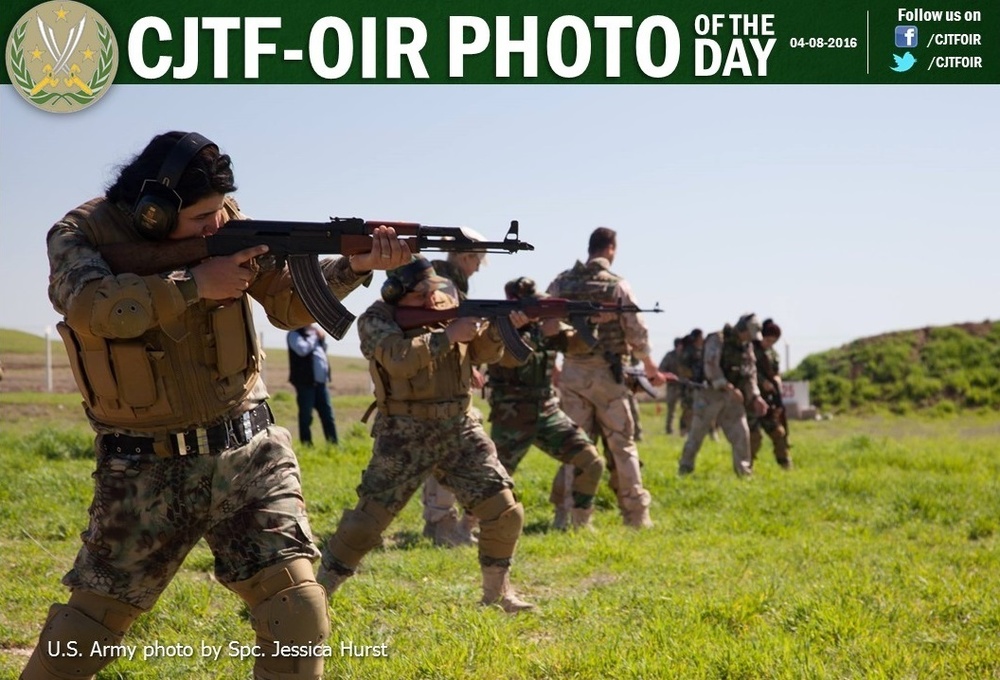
{"left": 100, "top": 402, "right": 274, "bottom": 457}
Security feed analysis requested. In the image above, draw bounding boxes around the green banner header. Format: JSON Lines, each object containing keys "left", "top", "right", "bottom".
{"left": 3, "top": 0, "right": 998, "bottom": 85}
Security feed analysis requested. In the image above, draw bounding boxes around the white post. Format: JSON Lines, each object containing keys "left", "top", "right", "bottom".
{"left": 46, "top": 326, "right": 53, "bottom": 392}
{"left": 784, "top": 341, "right": 790, "bottom": 372}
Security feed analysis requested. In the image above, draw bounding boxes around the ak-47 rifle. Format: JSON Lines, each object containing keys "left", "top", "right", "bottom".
{"left": 621, "top": 363, "right": 692, "bottom": 399}
{"left": 621, "top": 362, "right": 659, "bottom": 399}
{"left": 394, "top": 297, "right": 662, "bottom": 363}
{"left": 99, "top": 218, "right": 533, "bottom": 340}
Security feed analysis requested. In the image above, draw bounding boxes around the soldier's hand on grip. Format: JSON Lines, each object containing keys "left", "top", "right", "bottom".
{"left": 445, "top": 316, "right": 484, "bottom": 344}
{"left": 191, "top": 245, "right": 268, "bottom": 300}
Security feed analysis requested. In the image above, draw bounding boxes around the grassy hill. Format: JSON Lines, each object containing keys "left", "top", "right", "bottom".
{"left": 0, "top": 328, "right": 55, "bottom": 354}
{"left": 787, "top": 321, "right": 1000, "bottom": 413}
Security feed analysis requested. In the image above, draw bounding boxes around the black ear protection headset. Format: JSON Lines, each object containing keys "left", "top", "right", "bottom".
{"left": 381, "top": 258, "right": 433, "bottom": 304}
{"left": 132, "top": 132, "right": 216, "bottom": 240}
{"left": 504, "top": 276, "right": 537, "bottom": 300}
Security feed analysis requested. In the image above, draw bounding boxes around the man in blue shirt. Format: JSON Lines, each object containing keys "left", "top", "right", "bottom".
{"left": 288, "top": 324, "right": 339, "bottom": 445}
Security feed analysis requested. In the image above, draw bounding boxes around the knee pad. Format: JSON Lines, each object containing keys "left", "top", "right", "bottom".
{"left": 473, "top": 490, "right": 523, "bottom": 561}
{"left": 568, "top": 445, "right": 604, "bottom": 498}
{"left": 325, "top": 499, "right": 394, "bottom": 570}
{"left": 22, "top": 591, "right": 142, "bottom": 680}
{"left": 232, "top": 559, "right": 331, "bottom": 680}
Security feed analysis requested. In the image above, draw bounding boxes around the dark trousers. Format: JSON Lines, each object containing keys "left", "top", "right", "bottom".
{"left": 294, "top": 382, "right": 338, "bottom": 444}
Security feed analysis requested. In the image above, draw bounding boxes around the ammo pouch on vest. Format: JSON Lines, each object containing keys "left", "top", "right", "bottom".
{"left": 56, "top": 297, "right": 258, "bottom": 429}
{"left": 57, "top": 321, "right": 168, "bottom": 420}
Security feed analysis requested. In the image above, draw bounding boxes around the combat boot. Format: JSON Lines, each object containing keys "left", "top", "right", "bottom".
{"left": 622, "top": 506, "right": 654, "bottom": 528}
{"left": 570, "top": 506, "right": 595, "bottom": 530}
{"left": 480, "top": 566, "right": 535, "bottom": 614}
{"left": 620, "top": 485, "right": 654, "bottom": 529}
{"left": 552, "top": 507, "right": 570, "bottom": 531}
{"left": 423, "top": 509, "right": 478, "bottom": 547}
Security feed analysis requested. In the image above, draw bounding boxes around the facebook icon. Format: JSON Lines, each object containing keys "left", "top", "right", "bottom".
{"left": 895, "top": 25, "right": 919, "bottom": 48}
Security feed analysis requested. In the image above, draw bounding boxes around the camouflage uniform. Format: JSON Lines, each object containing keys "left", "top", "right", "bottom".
{"left": 28, "top": 196, "right": 369, "bottom": 679}
{"left": 677, "top": 341, "right": 702, "bottom": 436}
{"left": 420, "top": 258, "right": 478, "bottom": 540}
{"left": 546, "top": 258, "right": 656, "bottom": 527}
{"left": 659, "top": 348, "right": 682, "bottom": 434}
{"left": 318, "top": 299, "right": 533, "bottom": 611}
{"left": 488, "top": 321, "right": 604, "bottom": 525}
{"left": 749, "top": 341, "right": 792, "bottom": 469}
{"left": 679, "top": 325, "right": 759, "bottom": 477}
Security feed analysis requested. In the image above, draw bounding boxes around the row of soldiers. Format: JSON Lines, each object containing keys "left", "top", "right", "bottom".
{"left": 23, "top": 129, "right": 782, "bottom": 679}
{"left": 317, "top": 226, "right": 668, "bottom": 615}
{"left": 660, "top": 319, "right": 792, "bottom": 473}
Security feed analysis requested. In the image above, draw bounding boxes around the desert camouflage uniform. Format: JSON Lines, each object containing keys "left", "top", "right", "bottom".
{"left": 677, "top": 342, "right": 702, "bottom": 435}
{"left": 30, "top": 196, "right": 370, "bottom": 678}
{"left": 546, "top": 258, "right": 656, "bottom": 526}
{"left": 659, "top": 348, "right": 682, "bottom": 434}
{"left": 679, "top": 326, "right": 759, "bottom": 477}
{"left": 488, "top": 322, "right": 603, "bottom": 513}
{"left": 749, "top": 341, "right": 792, "bottom": 468}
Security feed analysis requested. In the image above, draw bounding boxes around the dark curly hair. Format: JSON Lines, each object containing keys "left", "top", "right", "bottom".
{"left": 106, "top": 131, "right": 237, "bottom": 207}
{"left": 504, "top": 276, "right": 537, "bottom": 300}
{"left": 762, "top": 318, "right": 782, "bottom": 339}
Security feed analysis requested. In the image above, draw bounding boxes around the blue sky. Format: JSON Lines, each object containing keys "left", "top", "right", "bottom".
{"left": 1, "top": 84, "right": 997, "bottom": 368}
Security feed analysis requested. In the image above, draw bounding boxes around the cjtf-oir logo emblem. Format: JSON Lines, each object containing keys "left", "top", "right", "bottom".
{"left": 6, "top": 1, "right": 118, "bottom": 113}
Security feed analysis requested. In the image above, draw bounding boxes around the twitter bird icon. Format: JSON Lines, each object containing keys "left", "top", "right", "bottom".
{"left": 891, "top": 52, "right": 917, "bottom": 72}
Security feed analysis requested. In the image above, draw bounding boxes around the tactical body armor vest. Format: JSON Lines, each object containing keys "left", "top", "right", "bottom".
{"left": 54, "top": 198, "right": 262, "bottom": 433}
{"left": 365, "top": 301, "right": 472, "bottom": 416}
{"left": 550, "top": 259, "right": 628, "bottom": 356}
{"left": 719, "top": 325, "right": 756, "bottom": 394}
{"left": 487, "top": 324, "right": 561, "bottom": 404}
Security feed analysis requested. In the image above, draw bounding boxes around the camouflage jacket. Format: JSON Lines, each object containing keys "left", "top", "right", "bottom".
{"left": 679, "top": 343, "right": 704, "bottom": 382}
{"left": 360, "top": 300, "right": 504, "bottom": 411}
{"left": 702, "top": 326, "right": 760, "bottom": 400}
{"left": 546, "top": 258, "right": 652, "bottom": 360}
{"left": 487, "top": 322, "right": 569, "bottom": 408}
{"left": 753, "top": 341, "right": 781, "bottom": 396}
{"left": 47, "top": 196, "right": 371, "bottom": 434}
{"left": 658, "top": 349, "right": 680, "bottom": 374}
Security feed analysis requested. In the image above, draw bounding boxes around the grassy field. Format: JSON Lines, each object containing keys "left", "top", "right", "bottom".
{"left": 0, "top": 390, "right": 998, "bottom": 679}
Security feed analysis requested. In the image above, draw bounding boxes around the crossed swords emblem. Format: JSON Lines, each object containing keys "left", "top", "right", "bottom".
{"left": 30, "top": 13, "right": 92, "bottom": 95}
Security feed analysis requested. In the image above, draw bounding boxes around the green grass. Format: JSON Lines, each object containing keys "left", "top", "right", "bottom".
{"left": 1, "top": 401, "right": 998, "bottom": 679}
{"left": 0, "top": 328, "right": 61, "bottom": 354}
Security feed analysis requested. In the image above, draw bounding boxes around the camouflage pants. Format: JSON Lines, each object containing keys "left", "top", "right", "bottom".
{"left": 552, "top": 358, "right": 649, "bottom": 512}
{"left": 679, "top": 389, "right": 753, "bottom": 476}
{"left": 490, "top": 399, "right": 600, "bottom": 504}
{"left": 665, "top": 383, "right": 681, "bottom": 433}
{"left": 64, "top": 425, "right": 318, "bottom": 611}
{"left": 679, "top": 389, "right": 694, "bottom": 435}
{"left": 361, "top": 411, "right": 512, "bottom": 516}
{"left": 749, "top": 411, "right": 792, "bottom": 468}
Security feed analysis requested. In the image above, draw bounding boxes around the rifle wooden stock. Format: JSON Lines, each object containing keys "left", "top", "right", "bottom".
{"left": 101, "top": 238, "right": 209, "bottom": 277}
{"left": 97, "top": 217, "right": 532, "bottom": 341}
{"left": 394, "top": 297, "right": 662, "bottom": 363}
